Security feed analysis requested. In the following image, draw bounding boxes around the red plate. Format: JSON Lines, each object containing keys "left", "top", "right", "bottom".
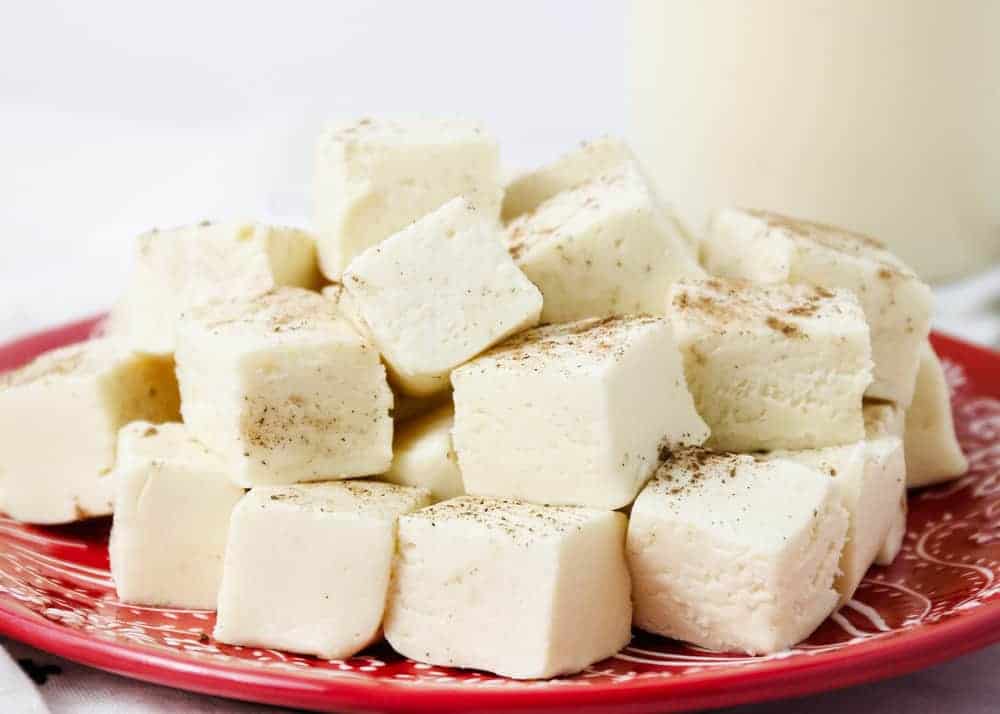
{"left": 1, "top": 318, "right": 999, "bottom": 713}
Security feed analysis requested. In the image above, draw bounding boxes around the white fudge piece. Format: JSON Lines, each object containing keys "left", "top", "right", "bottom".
{"left": 627, "top": 449, "right": 848, "bottom": 655}
{"left": 382, "top": 405, "right": 463, "bottom": 502}
{"left": 176, "top": 288, "right": 393, "bottom": 486}
{"left": 703, "top": 208, "right": 933, "bottom": 406}
{"left": 343, "top": 197, "right": 542, "bottom": 396}
{"left": 107, "top": 221, "right": 321, "bottom": 354}
{"left": 668, "top": 278, "right": 872, "bottom": 452}
{"left": 0, "top": 339, "right": 180, "bottom": 524}
{"left": 768, "top": 437, "right": 905, "bottom": 603}
{"left": 109, "top": 422, "right": 244, "bottom": 609}
{"left": 905, "top": 342, "right": 968, "bottom": 487}
{"left": 452, "top": 316, "right": 708, "bottom": 509}
{"left": 384, "top": 496, "right": 631, "bottom": 679}
{"left": 215, "top": 481, "right": 429, "bottom": 659}
{"left": 501, "top": 136, "right": 636, "bottom": 222}
{"left": 506, "top": 162, "right": 702, "bottom": 323}
{"left": 864, "top": 402, "right": 908, "bottom": 565}
{"left": 314, "top": 116, "right": 502, "bottom": 277}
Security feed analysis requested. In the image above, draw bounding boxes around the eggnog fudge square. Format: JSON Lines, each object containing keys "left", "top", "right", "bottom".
{"left": 0, "top": 339, "right": 180, "bottom": 524}
{"left": 703, "top": 208, "right": 933, "bottom": 406}
{"left": 501, "top": 135, "right": 636, "bottom": 222}
{"left": 505, "top": 162, "right": 702, "bottom": 322}
{"left": 381, "top": 405, "right": 464, "bottom": 502}
{"left": 314, "top": 116, "right": 502, "bottom": 277}
{"left": 342, "top": 197, "right": 542, "bottom": 396}
{"left": 110, "top": 422, "right": 243, "bottom": 609}
{"left": 175, "top": 287, "right": 393, "bottom": 486}
{"left": 627, "top": 449, "right": 848, "bottom": 655}
{"left": 765, "top": 436, "right": 905, "bottom": 603}
{"left": 106, "top": 221, "right": 321, "bottom": 354}
{"left": 214, "top": 481, "right": 429, "bottom": 659}
{"left": 384, "top": 496, "right": 632, "bottom": 679}
{"left": 668, "top": 278, "right": 872, "bottom": 452}
{"left": 904, "top": 342, "right": 968, "bottom": 487}
{"left": 451, "top": 316, "right": 709, "bottom": 510}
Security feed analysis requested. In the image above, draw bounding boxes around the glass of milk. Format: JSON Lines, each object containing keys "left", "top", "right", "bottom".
{"left": 628, "top": 0, "right": 999, "bottom": 282}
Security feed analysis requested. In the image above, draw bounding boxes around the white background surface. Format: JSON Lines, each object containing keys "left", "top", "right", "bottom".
{"left": 0, "top": 2, "right": 998, "bottom": 713}
{"left": 0, "top": 1, "right": 623, "bottom": 342}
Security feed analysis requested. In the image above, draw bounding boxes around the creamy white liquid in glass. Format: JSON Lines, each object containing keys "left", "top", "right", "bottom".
{"left": 628, "top": 0, "right": 1000, "bottom": 281}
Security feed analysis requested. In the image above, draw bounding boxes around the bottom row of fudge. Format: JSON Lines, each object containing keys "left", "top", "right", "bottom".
{"left": 110, "top": 419, "right": 899, "bottom": 679}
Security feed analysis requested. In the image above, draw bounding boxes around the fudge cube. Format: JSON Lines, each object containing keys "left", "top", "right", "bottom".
{"left": 382, "top": 405, "right": 463, "bottom": 502}
{"left": 214, "top": 481, "right": 430, "bottom": 659}
{"left": 627, "top": 449, "right": 848, "bottom": 654}
{"left": 109, "top": 422, "right": 244, "bottom": 609}
{"left": 343, "top": 197, "right": 543, "bottom": 396}
{"left": 905, "top": 342, "right": 968, "bottom": 487}
{"left": 176, "top": 288, "right": 393, "bottom": 486}
{"left": 384, "top": 496, "right": 632, "bottom": 679}
{"left": 0, "top": 339, "right": 180, "bottom": 524}
{"left": 501, "top": 136, "right": 636, "bottom": 222}
{"left": 107, "top": 221, "right": 321, "bottom": 354}
{"left": 314, "top": 116, "right": 502, "bottom": 277}
{"left": 864, "top": 402, "right": 908, "bottom": 565}
{"left": 452, "top": 316, "right": 709, "bottom": 509}
{"left": 767, "top": 436, "right": 905, "bottom": 602}
{"left": 506, "top": 162, "right": 702, "bottom": 323}
{"left": 668, "top": 278, "right": 872, "bottom": 452}
{"left": 703, "top": 208, "right": 933, "bottom": 406}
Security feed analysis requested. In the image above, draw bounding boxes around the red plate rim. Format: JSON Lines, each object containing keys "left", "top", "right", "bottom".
{"left": 0, "top": 317, "right": 998, "bottom": 713}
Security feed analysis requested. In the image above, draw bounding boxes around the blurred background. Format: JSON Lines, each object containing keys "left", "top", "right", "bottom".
{"left": 1, "top": 0, "right": 997, "bottom": 346}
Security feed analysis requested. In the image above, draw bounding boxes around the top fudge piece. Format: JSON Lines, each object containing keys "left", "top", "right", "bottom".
{"left": 343, "top": 197, "right": 543, "bottom": 396}
{"left": 107, "top": 221, "right": 321, "bottom": 354}
{"left": 905, "top": 341, "right": 968, "bottom": 487}
{"left": 506, "top": 162, "right": 702, "bottom": 323}
{"left": 627, "top": 449, "right": 848, "bottom": 654}
{"left": 452, "top": 316, "right": 709, "bottom": 509}
{"left": 703, "top": 208, "right": 933, "bottom": 406}
{"left": 669, "top": 278, "right": 872, "bottom": 452}
{"left": 314, "top": 116, "right": 502, "bottom": 277}
{"left": 0, "top": 339, "right": 180, "bottom": 523}
{"left": 501, "top": 136, "right": 636, "bottom": 222}
{"left": 176, "top": 287, "right": 393, "bottom": 486}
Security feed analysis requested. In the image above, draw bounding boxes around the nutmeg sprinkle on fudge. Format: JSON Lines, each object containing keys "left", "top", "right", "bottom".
{"left": 452, "top": 315, "right": 708, "bottom": 509}
{"left": 669, "top": 278, "right": 872, "bottom": 452}
{"left": 703, "top": 208, "right": 933, "bottom": 406}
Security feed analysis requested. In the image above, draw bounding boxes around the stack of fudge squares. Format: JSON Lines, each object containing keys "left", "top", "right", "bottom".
{"left": 0, "top": 117, "right": 970, "bottom": 678}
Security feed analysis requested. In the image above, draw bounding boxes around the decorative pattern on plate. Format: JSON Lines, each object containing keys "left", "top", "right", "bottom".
{"left": 0, "top": 320, "right": 999, "bottom": 711}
